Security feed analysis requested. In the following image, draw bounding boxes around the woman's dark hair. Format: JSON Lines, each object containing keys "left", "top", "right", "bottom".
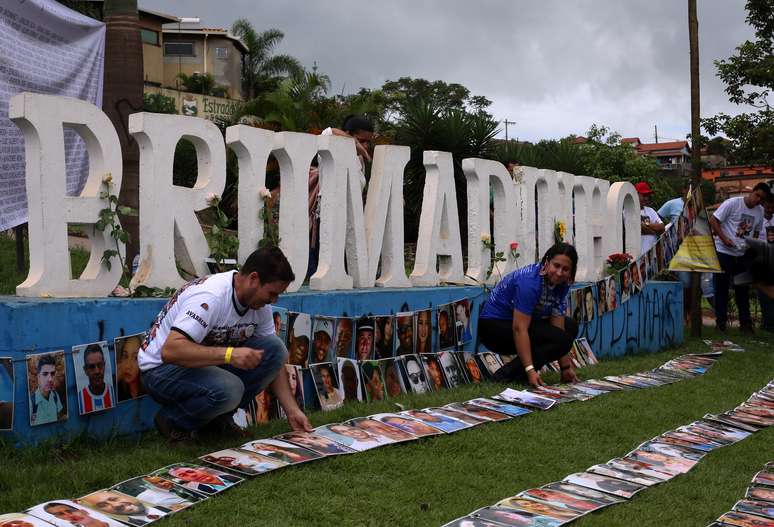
{"left": 540, "top": 242, "right": 578, "bottom": 281}
{"left": 341, "top": 115, "right": 374, "bottom": 135}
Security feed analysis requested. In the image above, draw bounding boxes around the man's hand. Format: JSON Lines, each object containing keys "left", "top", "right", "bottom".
{"left": 355, "top": 141, "right": 372, "bottom": 162}
{"left": 527, "top": 369, "right": 545, "bottom": 388}
{"left": 560, "top": 367, "right": 579, "bottom": 384}
{"left": 230, "top": 348, "right": 263, "bottom": 370}
{"left": 286, "top": 408, "right": 313, "bottom": 432}
{"left": 721, "top": 235, "right": 736, "bottom": 249}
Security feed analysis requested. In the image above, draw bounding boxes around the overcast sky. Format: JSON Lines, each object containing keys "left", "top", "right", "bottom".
{"left": 142, "top": 0, "right": 755, "bottom": 143}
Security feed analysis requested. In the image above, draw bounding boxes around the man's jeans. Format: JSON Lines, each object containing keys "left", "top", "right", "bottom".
{"left": 142, "top": 334, "right": 288, "bottom": 431}
{"left": 713, "top": 251, "right": 752, "bottom": 330}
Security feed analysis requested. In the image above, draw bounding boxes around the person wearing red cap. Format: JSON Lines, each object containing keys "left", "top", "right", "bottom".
{"left": 635, "top": 182, "right": 665, "bottom": 255}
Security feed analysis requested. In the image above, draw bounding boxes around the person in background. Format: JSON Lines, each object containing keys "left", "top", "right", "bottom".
{"left": 636, "top": 182, "right": 665, "bottom": 254}
{"left": 757, "top": 192, "right": 774, "bottom": 332}
{"left": 658, "top": 181, "right": 693, "bottom": 324}
{"left": 709, "top": 182, "right": 771, "bottom": 333}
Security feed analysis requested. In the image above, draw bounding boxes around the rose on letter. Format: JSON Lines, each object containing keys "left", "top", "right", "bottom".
{"left": 259, "top": 187, "right": 272, "bottom": 199}
{"left": 480, "top": 233, "right": 491, "bottom": 244}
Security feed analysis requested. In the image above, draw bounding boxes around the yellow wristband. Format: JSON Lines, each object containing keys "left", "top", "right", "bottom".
{"left": 225, "top": 346, "right": 234, "bottom": 364}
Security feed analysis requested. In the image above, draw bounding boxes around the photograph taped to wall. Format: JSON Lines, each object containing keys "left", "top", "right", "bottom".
{"left": 360, "top": 360, "right": 387, "bottom": 402}
{"left": 354, "top": 317, "right": 376, "bottom": 361}
{"left": 0, "top": 357, "right": 13, "bottom": 431}
{"left": 111, "top": 475, "right": 204, "bottom": 511}
{"left": 26, "top": 351, "right": 68, "bottom": 427}
{"left": 71, "top": 341, "right": 116, "bottom": 415}
{"left": 114, "top": 332, "right": 147, "bottom": 402}
{"left": 571, "top": 289, "right": 583, "bottom": 326}
{"left": 395, "top": 311, "right": 416, "bottom": 355}
{"left": 629, "top": 260, "right": 643, "bottom": 294}
{"left": 271, "top": 306, "right": 288, "bottom": 343}
{"left": 581, "top": 286, "right": 595, "bottom": 323}
{"left": 337, "top": 358, "right": 363, "bottom": 402}
{"left": 619, "top": 268, "right": 631, "bottom": 304}
{"left": 77, "top": 488, "right": 171, "bottom": 525}
{"left": 452, "top": 299, "right": 472, "bottom": 348}
{"left": 286, "top": 312, "right": 311, "bottom": 366}
{"left": 374, "top": 315, "right": 395, "bottom": 359}
{"left": 414, "top": 309, "right": 433, "bottom": 354}
{"left": 606, "top": 274, "right": 618, "bottom": 312}
{"left": 333, "top": 317, "right": 354, "bottom": 358}
{"left": 27, "top": 500, "right": 126, "bottom": 527}
{"left": 437, "top": 304, "right": 456, "bottom": 351}
{"left": 310, "top": 316, "right": 335, "bottom": 364}
{"left": 310, "top": 362, "right": 344, "bottom": 410}
{"left": 596, "top": 279, "right": 608, "bottom": 316}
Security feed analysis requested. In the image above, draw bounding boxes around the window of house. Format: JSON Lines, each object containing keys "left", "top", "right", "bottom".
{"left": 164, "top": 42, "right": 195, "bottom": 57}
{"left": 140, "top": 28, "right": 159, "bottom": 46}
{"left": 215, "top": 47, "right": 228, "bottom": 59}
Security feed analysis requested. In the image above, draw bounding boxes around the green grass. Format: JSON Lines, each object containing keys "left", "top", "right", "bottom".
{"left": 0, "top": 333, "right": 772, "bottom": 526}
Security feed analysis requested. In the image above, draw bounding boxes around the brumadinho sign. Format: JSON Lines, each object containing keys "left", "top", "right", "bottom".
{"left": 10, "top": 92, "right": 644, "bottom": 298}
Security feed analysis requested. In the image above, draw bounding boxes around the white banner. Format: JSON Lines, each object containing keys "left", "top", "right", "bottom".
{"left": 0, "top": 0, "right": 105, "bottom": 231}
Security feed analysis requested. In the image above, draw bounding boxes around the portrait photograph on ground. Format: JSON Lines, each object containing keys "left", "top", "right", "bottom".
{"left": 251, "top": 390, "right": 279, "bottom": 425}
{"left": 336, "top": 358, "right": 363, "bottom": 402}
{"left": 312, "top": 423, "right": 383, "bottom": 452}
{"left": 0, "top": 512, "right": 56, "bottom": 527}
{"left": 114, "top": 332, "right": 147, "bottom": 402}
{"left": 423, "top": 407, "right": 486, "bottom": 427}
{"left": 394, "top": 312, "right": 415, "bottom": 355}
{"left": 373, "top": 315, "right": 395, "bottom": 359}
{"left": 71, "top": 341, "right": 116, "bottom": 415}
{"left": 494, "top": 388, "right": 556, "bottom": 410}
{"left": 271, "top": 307, "right": 288, "bottom": 342}
{"left": 276, "top": 431, "right": 356, "bottom": 456}
{"left": 310, "top": 362, "right": 344, "bottom": 410}
{"left": 476, "top": 352, "right": 503, "bottom": 379}
{"left": 152, "top": 463, "right": 242, "bottom": 496}
{"left": 414, "top": 309, "right": 433, "bottom": 354}
{"left": 26, "top": 351, "right": 67, "bottom": 426}
{"left": 286, "top": 312, "right": 311, "bottom": 366}
{"left": 111, "top": 475, "right": 204, "bottom": 511}
{"left": 466, "top": 506, "right": 563, "bottom": 527}
{"left": 518, "top": 486, "right": 610, "bottom": 513}
{"left": 586, "top": 463, "right": 663, "bottom": 487}
{"left": 438, "top": 351, "right": 466, "bottom": 388}
{"left": 310, "top": 316, "right": 335, "bottom": 364}
{"left": 453, "top": 401, "right": 511, "bottom": 422}
{"left": 333, "top": 317, "right": 354, "bottom": 358}
{"left": 420, "top": 353, "right": 446, "bottom": 391}
{"left": 396, "top": 355, "right": 429, "bottom": 394}
{"left": 360, "top": 360, "right": 386, "bottom": 402}
{"left": 465, "top": 398, "right": 532, "bottom": 418}
{"left": 369, "top": 413, "right": 444, "bottom": 437}
{"left": 77, "top": 488, "right": 170, "bottom": 525}
{"left": 379, "top": 358, "right": 403, "bottom": 398}
{"left": 199, "top": 448, "right": 288, "bottom": 476}
{"left": 401, "top": 409, "right": 467, "bottom": 433}
{"left": 494, "top": 496, "right": 581, "bottom": 522}
{"left": 452, "top": 299, "right": 472, "bottom": 348}
{"left": 542, "top": 482, "right": 625, "bottom": 506}
{"left": 27, "top": 500, "right": 126, "bottom": 527}
{"left": 354, "top": 317, "right": 376, "bottom": 361}
{"left": 343, "top": 417, "right": 401, "bottom": 445}
{"left": 563, "top": 472, "right": 645, "bottom": 499}
{"left": 437, "top": 304, "right": 456, "bottom": 351}
{"left": 462, "top": 352, "right": 483, "bottom": 384}
{"left": 240, "top": 438, "right": 324, "bottom": 466}
{"left": 286, "top": 364, "right": 304, "bottom": 411}
{"left": 0, "top": 357, "right": 13, "bottom": 431}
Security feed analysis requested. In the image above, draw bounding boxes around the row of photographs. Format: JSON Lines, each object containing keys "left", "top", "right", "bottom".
{"left": 0, "top": 332, "right": 596, "bottom": 431}
{"left": 567, "top": 221, "right": 681, "bottom": 324}
{"left": 708, "top": 461, "right": 774, "bottom": 527}
{"left": 445, "top": 375, "right": 774, "bottom": 527}
{"left": 278, "top": 298, "right": 475, "bottom": 368}
{"left": 0, "top": 352, "right": 723, "bottom": 527}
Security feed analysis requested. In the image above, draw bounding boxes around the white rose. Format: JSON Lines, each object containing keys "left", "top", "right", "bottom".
{"left": 480, "top": 233, "right": 491, "bottom": 244}
{"left": 102, "top": 173, "right": 113, "bottom": 184}
{"left": 206, "top": 192, "right": 220, "bottom": 205}
{"left": 259, "top": 187, "right": 272, "bottom": 199}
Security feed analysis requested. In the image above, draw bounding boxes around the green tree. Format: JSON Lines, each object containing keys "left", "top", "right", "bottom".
{"left": 230, "top": 20, "right": 303, "bottom": 99}
{"left": 143, "top": 92, "right": 177, "bottom": 114}
{"left": 702, "top": 0, "right": 774, "bottom": 165}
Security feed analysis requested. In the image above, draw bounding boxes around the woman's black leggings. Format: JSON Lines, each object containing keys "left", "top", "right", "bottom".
{"left": 477, "top": 315, "right": 579, "bottom": 379}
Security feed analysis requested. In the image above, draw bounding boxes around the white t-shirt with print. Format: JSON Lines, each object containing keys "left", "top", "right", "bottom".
{"left": 759, "top": 215, "right": 774, "bottom": 242}
{"left": 640, "top": 206, "right": 662, "bottom": 254}
{"left": 712, "top": 196, "right": 764, "bottom": 256}
{"left": 138, "top": 271, "right": 275, "bottom": 371}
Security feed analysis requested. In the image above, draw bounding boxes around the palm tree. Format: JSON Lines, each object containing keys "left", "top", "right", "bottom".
{"left": 231, "top": 19, "right": 303, "bottom": 99}
{"left": 103, "top": 0, "right": 143, "bottom": 268}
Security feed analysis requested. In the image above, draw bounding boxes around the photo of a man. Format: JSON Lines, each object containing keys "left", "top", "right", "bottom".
{"left": 453, "top": 299, "right": 472, "bottom": 347}
{"left": 360, "top": 361, "right": 386, "bottom": 402}
{"left": 0, "top": 358, "right": 13, "bottom": 431}
{"left": 78, "top": 489, "right": 168, "bottom": 525}
{"left": 477, "top": 352, "right": 502, "bottom": 379}
{"left": 354, "top": 317, "right": 375, "bottom": 361}
{"left": 310, "top": 317, "right": 334, "bottom": 364}
{"left": 239, "top": 438, "right": 323, "bottom": 465}
{"left": 0, "top": 513, "right": 54, "bottom": 527}
{"left": 28, "top": 500, "right": 125, "bottom": 527}
{"left": 277, "top": 431, "right": 356, "bottom": 455}
{"left": 72, "top": 342, "right": 115, "bottom": 415}
{"left": 111, "top": 476, "right": 202, "bottom": 512}
{"left": 286, "top": 313, "right": 311, "bottom": 366}
{"left": 271, "top": 307, "right": 287, "bottom": 342}
{"left": 27, "top": 352, "right": 67, "bottom": 426}
{"left": 400, "top": 355, "right": 429, "bottom": 394}
{"left": 334, "top": 318, "right": 354, "bottom": 358}
{"left": 200, "top": 448, "right": 288, "bottom": 476}
{"left": 337, "top": 358, "right": 362, "bottom": 402}
{"left": 437, "top": 304, "right": 456, "bottom": 350}
{"left": 420, "top": 353, "right": 445, "bottom": 391}
{"left": 153, "top": 463, "right": 242, "bottom": 496}
{"left": 395, "top": 312, "right": 415, "bottom": 355}
{"left": 438, "top": 352, "right": 464, "bottom": 388}
{"left": 310, "top": 362, "right": 344, "bottom": 410}
{"left": 379, "top": 358, "right": 403, "bottom": 397}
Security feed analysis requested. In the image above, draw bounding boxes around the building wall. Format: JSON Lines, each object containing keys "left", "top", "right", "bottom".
{"left": 139, "top": 18, "right": 164, "bottom": 86}
{"left": 143, "top": 86, "right": 243, "bottom": 122}
{"left": 161, "top": 33, "right": 243, "bottom": 100}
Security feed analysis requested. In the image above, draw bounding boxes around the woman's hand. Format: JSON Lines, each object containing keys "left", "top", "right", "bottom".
{"left": 527, "top": 369, "right": 545, "bottom": 388}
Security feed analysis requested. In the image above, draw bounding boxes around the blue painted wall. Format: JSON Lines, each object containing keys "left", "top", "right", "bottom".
{"left": 0, "top": 281, "right": 682, "bottom": 445}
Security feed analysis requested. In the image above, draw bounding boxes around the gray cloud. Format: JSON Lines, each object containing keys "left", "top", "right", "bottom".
{"left": 142, "top": 0, "right": 755, "bottom": 142}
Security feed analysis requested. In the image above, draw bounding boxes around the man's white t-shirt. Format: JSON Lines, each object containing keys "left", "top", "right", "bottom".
{"left": 139, "top": 272, "right": 275, "bottom": 371}
{"left": 759, "top": 215, "right": 774, "bottom": 242}
{"left": 712, "top": 197, "right": 764, "bottom": 256}
{"left": 640, "top": 206, "right": 662, "bottom": 254}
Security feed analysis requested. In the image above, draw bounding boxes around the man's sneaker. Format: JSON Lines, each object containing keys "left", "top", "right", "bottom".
{"left": 154, "top": 413, "right": 196, "bottom": 444}
{"left": 200, "top": 413, "right": 249, "bottom": 439}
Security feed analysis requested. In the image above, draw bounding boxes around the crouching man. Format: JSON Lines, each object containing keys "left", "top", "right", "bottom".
{"left": 139, "top": 247, "right": 312, "bottom": 442}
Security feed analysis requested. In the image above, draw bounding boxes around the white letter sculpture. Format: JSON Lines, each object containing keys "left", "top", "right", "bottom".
{"left": 605, "top": 181, "right": 642, "bottom": 258}
{"left": 129, "top": 113, "right": 226, "bottom": 289}
{"left": 572, "top": 176, "right": 610, "bottom": 281}
{"left": 462, "top": 158, "right": 518, "bottom": 284}
{"left": 10, "top": 93, "right": 124, "bottom": 297}
{"left": 410, "top": 151, "right": 466, "bottom": 286}
{"left": 363, "top": 145, "right": 412, "bottom": 288}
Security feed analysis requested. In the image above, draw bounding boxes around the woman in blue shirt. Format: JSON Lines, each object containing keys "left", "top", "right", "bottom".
{"left": 478, "top": 243, "right": 579, "bottom": 387}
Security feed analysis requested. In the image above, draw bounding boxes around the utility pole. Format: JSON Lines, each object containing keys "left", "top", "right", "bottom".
{"left": 688, "top": 0, "right": 703, "bottom": 338}
{"left": 503, "top": 119, "right": 516, "bottom": 142}
{"left": 654, "top": 124, "right": 659, "bottom": 143}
